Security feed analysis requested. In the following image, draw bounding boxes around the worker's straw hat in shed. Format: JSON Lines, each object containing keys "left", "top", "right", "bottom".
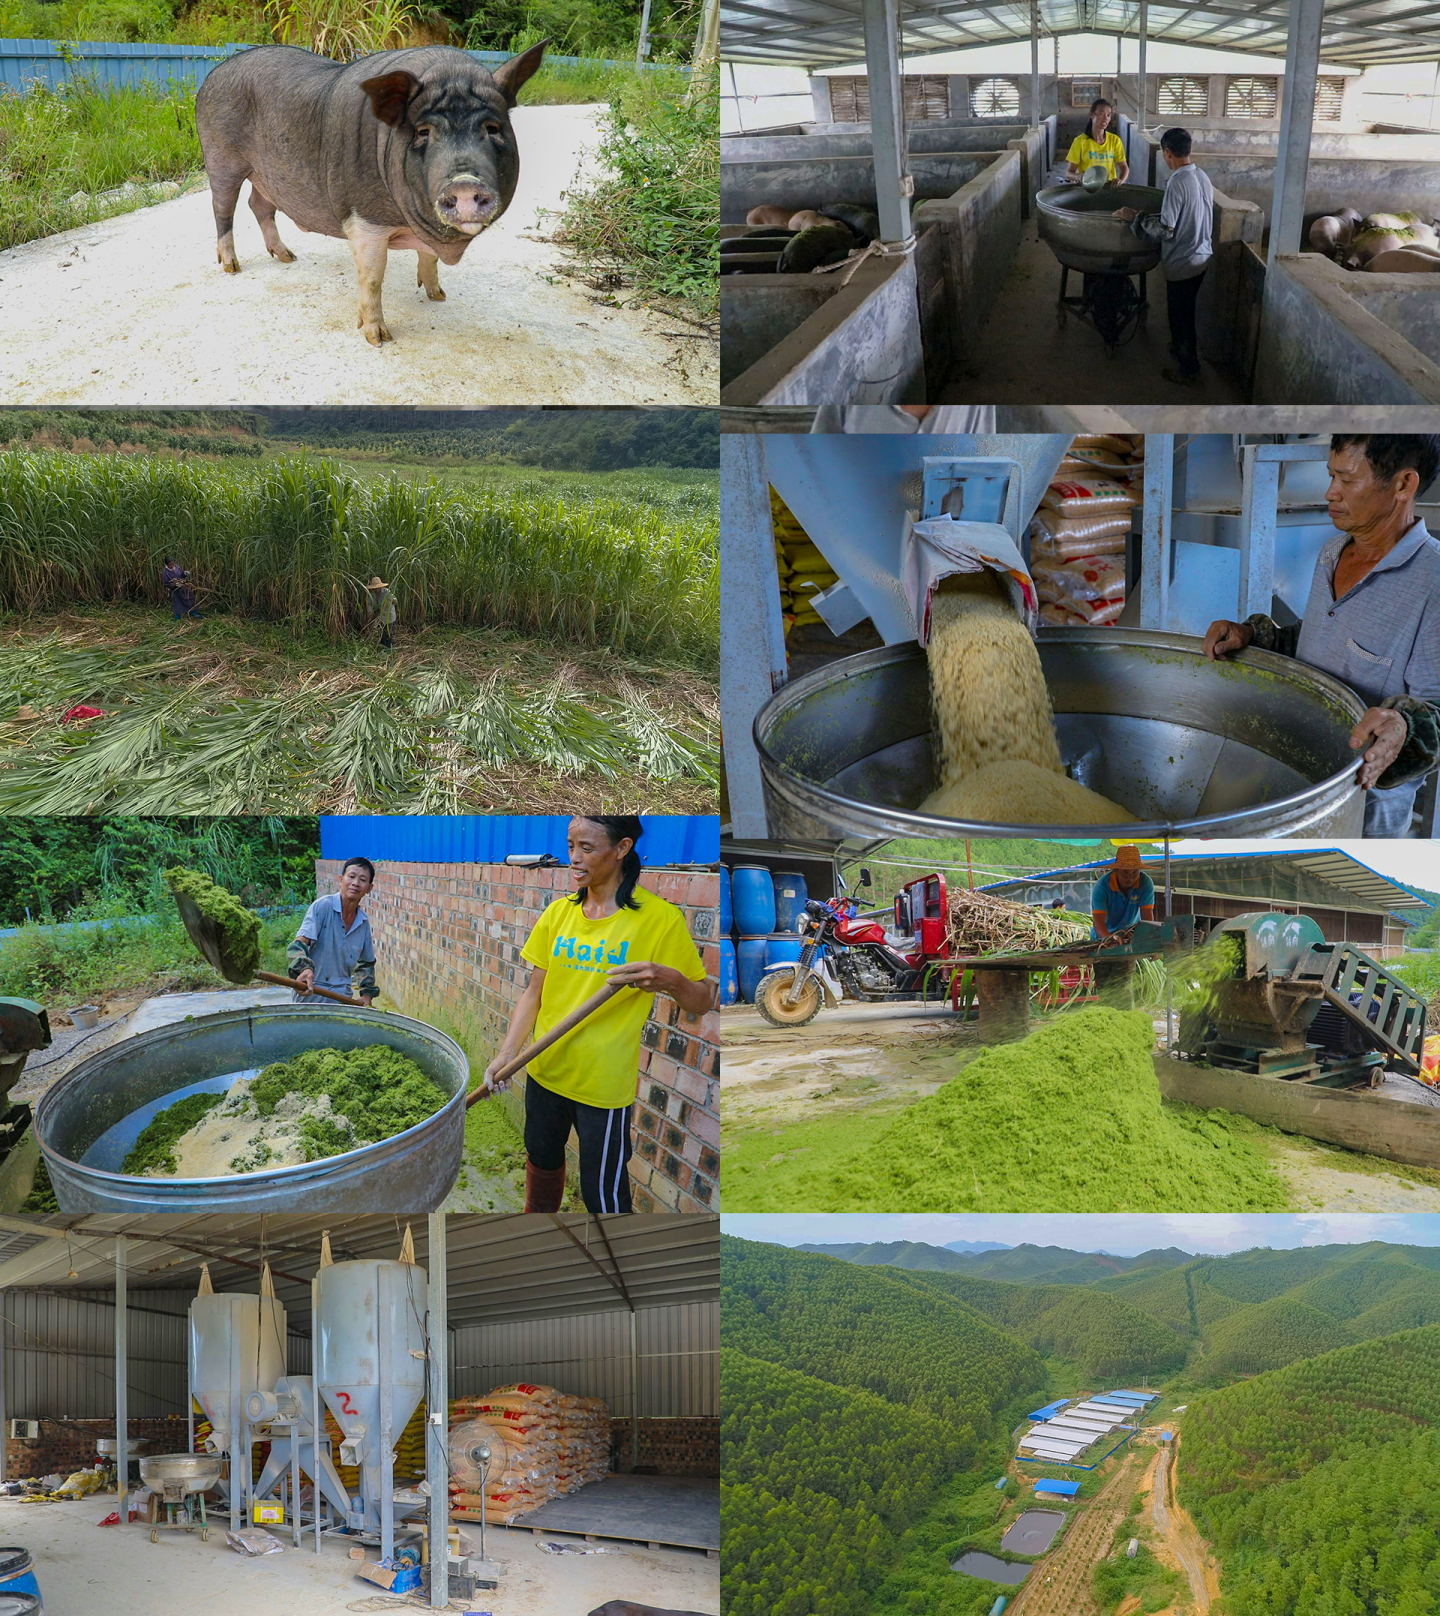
{"left": 1113, "top": 845, "right": 1143, "bottom": 870}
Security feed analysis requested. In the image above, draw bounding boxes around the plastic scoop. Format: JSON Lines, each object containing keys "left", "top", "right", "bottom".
{"left": 466, "top": 982, "right": 622, "bottom": 1108}
{"left": 1081, "top": 163, "right": 1109, "bottom": 191}
{"left": 173, "top": 890, "right": 367, "bottom": 1007}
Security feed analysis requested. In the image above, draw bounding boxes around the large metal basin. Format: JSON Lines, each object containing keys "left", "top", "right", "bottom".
{"left": 139, "top": 1453, "right": 223, "bottom": 1497}
{"left": 1036, "top": 183, "right": 1165, "bottom": 274}
{"left": 34, "top": 1006, "right": 467, "bottom": 1213}
{"left": 754, "top": 630, "right": 1367, "bottom": 839}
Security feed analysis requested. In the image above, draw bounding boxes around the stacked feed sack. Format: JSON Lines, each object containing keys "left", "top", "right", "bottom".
{"left": 1030, "top": 436, "right": 1142, "bottom": 627}
{"left": 447, "top": 1383, "right": 612, "bottom": 1525}
{"left": 771, "top": 486, "right": 839, "bottom": 636}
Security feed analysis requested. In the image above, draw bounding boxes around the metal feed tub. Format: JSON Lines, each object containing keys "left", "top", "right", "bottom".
{"left": 754, "top": 629, "right": 1367, "bottom": 839}
{"left": 1036, "top": 183, "right": 1165, "bottom": 274}
{"left": 34, "top": 1005, "right": 467, "bottom": 1213}
{"left": 139, "top": 1454, "right": 223, "bottom": 1500}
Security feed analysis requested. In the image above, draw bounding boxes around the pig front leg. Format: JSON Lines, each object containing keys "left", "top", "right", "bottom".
{"left": 342, "top": 215, "right": 394, "bottom": 344}
{"left": 248, "top": 183, "right": 296, "bottom": 263}
{"left": 416, "top": 251, "right": 446, "bottom": 301}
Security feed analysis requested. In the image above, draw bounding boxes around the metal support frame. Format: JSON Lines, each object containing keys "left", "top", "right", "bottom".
{"left": 720, "top": 435, "right": 786, "bottom": 838}
{"left": 861, "top": 0, "right": 911, "bottom": 243}
{"left": 1029, "top": 1, "right": 1039, "bottom": 131}
{"left": 115, "top": 1235, "right": 127, "bottom": 1529}
{"left": 0, "top": 1288, "right": 7, "bottom": 1487}
{"left": 1268, "top": 0, "right": 1324, "bottom": 266}
{"left": 630, "top": 1311, "right": 641, "bottom": 1471}
{"left": 635, "top": 0, "right": 652, "bottom": 63}
{"left": 427, "top": 1213, "right": 449, "bottom": 1610}
{"left": 1139, "top": 434, "right": 1175, "bottom": 628}
{"left": 1137, "top": 0, "right": 1148, "bottom": 136}
{"left": 1238, "top": 439, "right": 1328, "bottom": 620}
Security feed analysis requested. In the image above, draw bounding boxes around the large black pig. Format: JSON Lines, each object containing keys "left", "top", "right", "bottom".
{"left": 195, "top": 41, "right": 546, "bottom": 344}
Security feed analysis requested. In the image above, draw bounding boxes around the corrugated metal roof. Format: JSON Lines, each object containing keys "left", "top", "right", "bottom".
{"left": 983, "top": 847, "right": 1428, "bottom": 916}
{"left": 319, "top": 815, "right": 719, "bottom": 867}
{"left": 0, "top": 1214, "right": 718, "bottom": 1332}
{"left": 722, "top": 0, "right": 1440, "bottom": 69}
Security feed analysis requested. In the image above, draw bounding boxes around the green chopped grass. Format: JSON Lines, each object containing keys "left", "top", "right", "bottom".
{"left": 164, "top": 866, "right": 262, "bottom": 982}
{"left": 122, "top": 1091, "right": 224, "bottom": 1175}
{"left": 250, "top": 1044, "right": 445, "bottom": 1159}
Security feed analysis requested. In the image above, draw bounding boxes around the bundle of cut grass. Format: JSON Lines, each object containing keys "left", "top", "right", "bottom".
{"left": 164, "top": 865, "right": 261, "bottom": 981}
{"left": 946, "top": 886, "right": 1090, "bottom": 957}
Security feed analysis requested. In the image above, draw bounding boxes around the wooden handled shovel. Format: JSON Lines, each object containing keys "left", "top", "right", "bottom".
{"left": 253, "top": 971, "right": 367, "bottom": 1007}
{"left": 173, "top": 889, "right": 368, "bottom": 1007}
{"left": 467, "top": 982, "right": 622, "bottom": 1108}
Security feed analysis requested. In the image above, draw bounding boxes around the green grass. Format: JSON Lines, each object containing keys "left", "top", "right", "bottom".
{"left": 556, "top": 68, "right": 717, "bottom": 317}
{"left": 0, "top": 447, "right": 717, "bottom": 665}
{"left": 0, "top": 906, "right": 296, "bottom": 1003}
{"left": 0, "top": 79, "right": 204, "bottom": 252}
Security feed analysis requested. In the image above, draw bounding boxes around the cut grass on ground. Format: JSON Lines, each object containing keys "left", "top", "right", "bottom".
{"left": 0, "top": 607, "right": 718, "bottom": 813}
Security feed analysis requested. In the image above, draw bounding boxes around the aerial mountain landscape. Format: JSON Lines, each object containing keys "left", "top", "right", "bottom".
{"left": 724, "top": 1232, "right": 1440, "bottom": 1616}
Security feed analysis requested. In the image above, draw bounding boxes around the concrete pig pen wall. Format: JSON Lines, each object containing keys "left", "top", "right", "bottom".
{"left": 1253, "top": 254, "right": 1440, "bottom": 404}
{"left": 721, "top": 151, "right": 993, "bottom": 221}
{"left": 314, "top": 858, "right": 722, "bottom": 1213}
{"left": 1191, "top": 152, "right": 1440, "bottom": 229}
{"left": 722, "top": 122, "right": 1027, "bottom": 159}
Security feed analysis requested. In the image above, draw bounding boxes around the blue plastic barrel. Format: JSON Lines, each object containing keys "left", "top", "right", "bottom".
{"left": 0, "top": 1549, "right": 40, "bottom": 1605}
{"left": 773, "top": 870, "right": 808, "bottom": 933}
{"left": 718, "top": 939, "right": 738, "bottom": 1006}
{"left": 736, "top": 937, "right": 769, "bottom": 1003}
{"left": 989, "top": 1600, "right": 1008, "bottom": 1616}
{"left": 765, "top": 933, "right": 804, "bottom": 969}
{"left": 732, "top": 865, "right": 777, "bottom": 938}
{"left": 719, "top": 865, "right": 733, "bottom": 936}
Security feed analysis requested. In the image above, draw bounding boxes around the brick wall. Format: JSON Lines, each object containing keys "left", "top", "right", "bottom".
{"left": 314, "top": 860, "right": 721, "bottom": 1211}
{"left": 610, "top": 1416, "right": 719, "bottom": 1476}
{"left": 5, "top": 1415, "right": 189, "bottom": 1478}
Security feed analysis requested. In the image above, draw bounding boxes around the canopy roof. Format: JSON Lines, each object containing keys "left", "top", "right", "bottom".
{"left": 722, "top": 1, "right": 1440, "bottom": 71}
{"left": 0, "top": 1213, "right": 719, "bottom": 1332}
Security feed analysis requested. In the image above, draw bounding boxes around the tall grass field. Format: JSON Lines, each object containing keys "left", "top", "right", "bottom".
{"left": 0, "top": 447, "right": 718, "bottom": 667}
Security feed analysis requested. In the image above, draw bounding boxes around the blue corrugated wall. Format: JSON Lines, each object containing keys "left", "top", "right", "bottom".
{"left": 0, "top": 38, "right": 684, "bottom": 94}
{"left": 319, "top": 815, "right": 719, "bottom": 866}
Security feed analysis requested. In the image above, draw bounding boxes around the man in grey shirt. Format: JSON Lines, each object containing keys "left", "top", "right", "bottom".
{"left": 288, "top": 856, "right": 379, "bottom": 1003}
{"left": 1116, "top": 127, "right": 1214, "bottom": 385}
{"left": 1204, "top": 434, "right": 1440, "bottom": 837}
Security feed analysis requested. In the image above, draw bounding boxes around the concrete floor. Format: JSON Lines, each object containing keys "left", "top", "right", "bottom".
{"left": 0, "top": 106, "right": 715, "bottom": 406}
{"left": 1, "top": 1495, "right": 719, "bottom": 1615}
{"left": 938, "top": 217, "right": 1248, "bottom": 407}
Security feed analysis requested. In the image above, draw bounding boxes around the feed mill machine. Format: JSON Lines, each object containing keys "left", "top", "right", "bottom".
{"left": 1176, "top": 912, "right": 1427, "bottom": 1086}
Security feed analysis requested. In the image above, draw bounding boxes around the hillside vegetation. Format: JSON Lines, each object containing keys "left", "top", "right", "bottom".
{"left": 1179, "top": 1326, "right": 1440, "bottom": 1615}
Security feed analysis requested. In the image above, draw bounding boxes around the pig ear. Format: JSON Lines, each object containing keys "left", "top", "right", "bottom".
{"left": 360, "top": 70, "right": 422, "bottom": 128}
{"left": 491, "top": 40, "right": 547, "bottom": 107}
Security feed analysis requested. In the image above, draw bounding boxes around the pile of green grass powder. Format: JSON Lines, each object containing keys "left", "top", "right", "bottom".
{"left": 165, "top": 866, "right": 262, "bottom": 981}
{"left": 804, "top": 1007, "right": 1287, "bottom": 1212}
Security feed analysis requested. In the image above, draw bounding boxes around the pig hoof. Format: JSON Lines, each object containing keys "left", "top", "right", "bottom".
{"left": 217, "top": 250, "right": 240, "bottom": 274}
{"left": 425, "top": 286, "right": 446, "bottom": 302}
{"left": 269, "top": 246, "right": 296, "bottom": 263}
{"left": 358, "top": 318, "right": 394, "bottom": 345}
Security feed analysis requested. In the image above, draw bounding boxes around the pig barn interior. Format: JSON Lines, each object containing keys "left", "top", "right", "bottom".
{"left": 0, "top": 1212, "right": 720, "bottom": 1616}
{"left": 719, "top": 0, "right": 1440, "bottom": 411}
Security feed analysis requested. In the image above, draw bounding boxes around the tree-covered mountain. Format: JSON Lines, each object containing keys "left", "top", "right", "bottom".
{"left": 1178, "top": 1326, "right": 1440, "bottom": 1615}
{"left": 795, "top": 1238, "right": 1194, "bottom": 1286}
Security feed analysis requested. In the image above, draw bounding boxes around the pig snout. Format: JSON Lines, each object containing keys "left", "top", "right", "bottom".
{"left": 436, "top": 175, "right": 499, "bottom": 231}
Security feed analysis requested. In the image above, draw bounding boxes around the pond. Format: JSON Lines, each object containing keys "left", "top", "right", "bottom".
{"left": 951, "top": 1551, "right": 1030, "bottom": 1586}
{"left": 1001, "top": 1509, "right": 1066, "bottom": 1554}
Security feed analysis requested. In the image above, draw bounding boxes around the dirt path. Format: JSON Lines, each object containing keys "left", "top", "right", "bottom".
{"left": 1007, "top": 1456, "right": 1136, "bottom": 1616}
{"left": 0, "top": 106, "right": 715, "bottom": 405}
{"left": 1149, "top": 1446, "right": 1219, "bottom": 1614}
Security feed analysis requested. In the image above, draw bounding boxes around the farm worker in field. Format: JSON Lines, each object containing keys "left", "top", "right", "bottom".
{"left": 1204, "top": 433, "right": 1440, "bottom": 838}
{"left": 288, "top": 856, "right": 378, "bottom": 1006}
{"left": 162, "top": 557, "right": 201, "bottom": 620}
{"left": 1091, "top": 846, "right": 1155, "bottom": 940}
{"left": 482, "top": 815, "right": 713, "bottom": 1215}
{"left": 1066, "top": 99, "right": 1129, "bottom": 184}
{"left": 366, "top": 575, "right": 397, "bottom": 650}
{"left": 1115, "top": 127, "right": 1214, "bottom": 385}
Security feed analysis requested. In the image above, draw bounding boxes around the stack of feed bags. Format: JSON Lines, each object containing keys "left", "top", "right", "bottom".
{"left": 447, "top": 1383, "right": 612, "bottom": 1525}
{"left": 771, "top": 486, "right": 838, "bottom": 636}
{"left": 1031, "top": 436, "right": 1142, "bottom": 627}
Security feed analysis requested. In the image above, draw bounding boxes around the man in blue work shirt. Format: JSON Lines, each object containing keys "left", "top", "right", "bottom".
{"left": 1204, "top": 434, "right": 1440, "bottom": 838}
{"left": 1090, "top": 846, "right": 1155, "bottom": 940}
{"left": 288, "top": 856, "right": 379, "bottom": 1004}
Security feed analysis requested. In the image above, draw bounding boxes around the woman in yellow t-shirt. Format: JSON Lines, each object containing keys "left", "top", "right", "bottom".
{"left": 1066, "top": 99, "right": 1129, "bottom": 185}
{"left": 483, "top": 814, "right": 712, "bottom": 1214}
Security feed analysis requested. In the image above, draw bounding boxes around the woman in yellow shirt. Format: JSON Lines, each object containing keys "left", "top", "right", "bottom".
{"left": 483, "top": 814, "right": 712, "bottom": 1213}
{"left": 1066, "top": 98, "right": 1129, "bottom": 184}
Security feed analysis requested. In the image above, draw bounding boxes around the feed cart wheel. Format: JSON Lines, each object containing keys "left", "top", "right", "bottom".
{"left": 754, "top": 969, "right": 823, "bottom": 1027}
{"left": 151, "top": 1528, "right": 158, "bottom": 1543}
{"left": 201, "top": 1528, "right": 209, "bottom": 1541}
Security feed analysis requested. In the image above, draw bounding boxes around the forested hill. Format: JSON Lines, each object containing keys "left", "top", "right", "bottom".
{"left": 893, "top": 1270, "right": 1188, "bottom": 1383}
{"left": 721, "top": 1236, "right": 1044, "bottom": 1430}
{"left": 796, "top": 1238, "right": 1194, "bottom": 1285}
{"left": 1178, "top": 1325, "right": 1440, "bottom": 1615}
{"left": 721, "top": 1237, "right": 1048, "bottom": 1616}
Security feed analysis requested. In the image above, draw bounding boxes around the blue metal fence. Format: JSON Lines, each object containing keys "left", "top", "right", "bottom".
{"left": 0, "top": 36, "right": 684, "bottom": 95}
{"left": 319, "top": 815, "right": 719, "bottom": 867}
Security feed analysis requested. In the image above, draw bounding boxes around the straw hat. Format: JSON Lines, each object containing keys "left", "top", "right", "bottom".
{"left": 1113, "top": 845, "right": 1142, "bottom": 870}
{"left": 367, "top": 576, "right": 388, "bottom": 589}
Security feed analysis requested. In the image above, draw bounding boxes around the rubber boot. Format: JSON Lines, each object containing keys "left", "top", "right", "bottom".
{"left": 524, "top": 1160, "right": 567, "bottom": 1213}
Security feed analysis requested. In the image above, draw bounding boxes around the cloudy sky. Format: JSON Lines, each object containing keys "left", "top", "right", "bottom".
{"left": 721, "top": 1214, "right": 1440, "bottom": 1255}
